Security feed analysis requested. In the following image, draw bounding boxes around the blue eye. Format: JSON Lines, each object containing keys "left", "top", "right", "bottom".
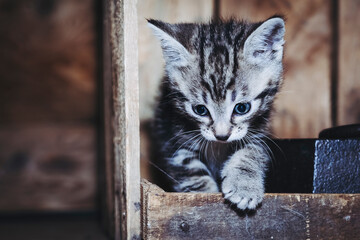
{"left": 193, "top": 105, "right": 208, "bottom": 116}
{"left": 234, "top": 102, "right": 251, "bottom": 115}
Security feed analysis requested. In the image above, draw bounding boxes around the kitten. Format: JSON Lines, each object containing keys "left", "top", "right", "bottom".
{"left": 148, "top": 17, "right": 285, "bottom": 210}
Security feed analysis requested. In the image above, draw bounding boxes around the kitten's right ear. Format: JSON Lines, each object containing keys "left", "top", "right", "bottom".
{"left": 243, "top": 17, "right": 285, "bottom": 65}
{"left": 147, "top": 19, "right": 191, "bottom": 68}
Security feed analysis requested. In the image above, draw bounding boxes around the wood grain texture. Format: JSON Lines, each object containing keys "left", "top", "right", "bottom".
{"left": 138, "top": 0, "right": 214, "bottom": 120}
{"left": 0, "top": 0, "right": 98, "bottom": 213}
{"left": 0, "top": 0, "right": 96, "bottom": 124}
{"left": 220, "top": 0, "right": 332, "bottom": 138}
{"left": 338, "top": 0, "right": 360, "bottom": 125}
{"left": 142, "top": 180, "right": 360, "bottom": 240}
{"left": 102, "top": 0, "right": 141, "bottom": 239}
{"left": 0, "top": 125, "right": 96, "bottom": 211}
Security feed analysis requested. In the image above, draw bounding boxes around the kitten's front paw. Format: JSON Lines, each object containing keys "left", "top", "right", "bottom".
{"left": 221, "top": 176, "right": 264, "bottom": 210}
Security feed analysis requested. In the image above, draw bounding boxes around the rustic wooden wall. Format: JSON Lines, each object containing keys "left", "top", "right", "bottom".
{"left": 338, "top": 0, "right": 360, "bottom": 126}
{"left": 0, "top": 126, "right": 96, "bottom": 211}
{"left": 0, "top": 0, "right": 97, "bottom": 211}
{"left": 0, "top": 0, "right": 97, "bottom": 124}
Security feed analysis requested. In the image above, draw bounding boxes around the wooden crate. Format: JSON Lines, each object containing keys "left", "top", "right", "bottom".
{"left": 141, "top": 179, "right": 360, "bottom": 240}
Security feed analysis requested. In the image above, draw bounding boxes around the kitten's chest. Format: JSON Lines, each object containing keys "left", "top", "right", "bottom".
{"left": 200, "top": 142, "right": 234, "bottom": 179}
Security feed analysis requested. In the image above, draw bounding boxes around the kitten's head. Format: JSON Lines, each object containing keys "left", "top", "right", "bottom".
{"left": 149, "top": 17, "right": 285, "bottom": 142}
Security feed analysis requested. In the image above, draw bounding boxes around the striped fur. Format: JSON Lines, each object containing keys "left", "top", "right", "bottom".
{"left": 149, "top": 17, "right": 285, "bottom": 210}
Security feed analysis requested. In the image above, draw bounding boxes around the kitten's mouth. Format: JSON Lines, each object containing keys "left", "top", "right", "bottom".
{"left": 213, "top": 133, "right": 232, "bottom": 143}
{"left": 214, "top": 136, "right": 232, "bottom": 144}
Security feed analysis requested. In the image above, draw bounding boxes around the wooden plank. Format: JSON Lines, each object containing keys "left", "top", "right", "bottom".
{"left": 0, "top": 0, "right": 96, "bottom": 124}
{"left": 338, "top": 0, "right": 360, "bottom": 125}
{"left": 101, "top": 0, "right": 140, "bottom": 239}
{"left": 142, "top": 180, "right": 360, "bottom": 240}
{"left": 0, "top": 0, "right": 98, "bottom": 214}
{"left": 0, "top": 125, "right": 96, "bottom": 212}
{"left": 220, "top": 0, "right": 332, "bottom": 138}
{"left": 137, "top": 0, "right": 213, "bottom": 120}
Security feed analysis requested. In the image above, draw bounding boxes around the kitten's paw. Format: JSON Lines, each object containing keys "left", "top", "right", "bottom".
{"left": 222, "top": 177, "right": 263, "bottom": 210}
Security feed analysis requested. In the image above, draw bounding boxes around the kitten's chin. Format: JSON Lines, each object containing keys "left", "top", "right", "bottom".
{"left": 212, "top": 136, "right": 237, "bottom": 144}
{"left": 201, "top": 133, "right": 245, "bottom": 143}
{"left": 214, "top": 139, "right": 233, "bottom": 144}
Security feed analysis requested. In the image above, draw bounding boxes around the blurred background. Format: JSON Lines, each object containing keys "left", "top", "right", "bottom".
{"left": 0, "top": 0, "right": 359, "bottom": 223}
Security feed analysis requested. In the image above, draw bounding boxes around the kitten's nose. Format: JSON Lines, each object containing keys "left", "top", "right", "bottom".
{"left": 215, "top": 134, "right": 230, "bottom": 142}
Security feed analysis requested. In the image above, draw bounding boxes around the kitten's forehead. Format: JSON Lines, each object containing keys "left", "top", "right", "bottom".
{"left": 188, "top": 22, "right": 254, "bottom": 102}
{"left": 151, "top": 18, "right": 284, "bottom": 104}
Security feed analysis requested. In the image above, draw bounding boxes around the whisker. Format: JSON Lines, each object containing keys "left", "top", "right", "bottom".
{"left": 171, "top": 133, "right": 202, "bottom": 159}
{"left": 146, "top": 159, "right": 182, "bottom": 186}
{"left": 248, "top": 128, "right": 286, "bottom": 163}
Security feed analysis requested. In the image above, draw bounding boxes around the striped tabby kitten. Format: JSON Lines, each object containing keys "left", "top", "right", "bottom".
{"left": 149, "top": 17, "right": 285, "bottom": 210}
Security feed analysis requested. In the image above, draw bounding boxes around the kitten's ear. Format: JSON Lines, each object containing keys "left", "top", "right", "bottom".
{"left": 244, "top": 17, "right": 285, "bottom": 65}
{"left": 147, "top": 19, "right": 191, "bottom": 68}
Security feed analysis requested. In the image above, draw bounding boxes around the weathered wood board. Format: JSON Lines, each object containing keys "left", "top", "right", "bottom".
{"left": 0, "top": 0, "right": 98, "bottom": 212}
{"left": 0, "top": 125, "right": 96, "bottom": 211}
{"left": 338, "top": 0, "right": 360, "bottom": 125}
{"left": 142, "top": 180, "right": 360, "bottom": 240}
{"left": 101, "top": 0, "right": 140, "bottom": 239}
{"left": 0, "top": 0, "right": 97, "bottom": 124}
{"left": 220, "top": 0, "right": 332, "bottom": 138}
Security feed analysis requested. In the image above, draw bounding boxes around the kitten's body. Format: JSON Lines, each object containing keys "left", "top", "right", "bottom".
{"left": 149, "top": 17, "right": 285, "bottom": 210}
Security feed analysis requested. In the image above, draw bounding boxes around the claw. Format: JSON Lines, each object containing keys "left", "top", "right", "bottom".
{"left": 237, "top": 197, "right": 250, "bottom": 210}
{"left": 223, "top": 189, "right": 234, "bottom": 198}
{"left": 248, "top": 199, "right": 258, "bottom": 209}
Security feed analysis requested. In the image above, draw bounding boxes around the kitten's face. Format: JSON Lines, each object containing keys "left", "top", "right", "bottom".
{"left": 184, "top": 84, "right": 264, "bottom": 142}
{"left": 149, "top": 18, "right": 285, "bottom": 142}
{"left": 182, "top": 58, "right": 281, "bottom": 142}
{"left": 185, "top": 92, "right": 258, "bottom": 142}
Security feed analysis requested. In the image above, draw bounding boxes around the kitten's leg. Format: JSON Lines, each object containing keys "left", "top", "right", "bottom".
{"left": 221, "top": 144, "right": 268, "bottom": 210}
{"left": 169, "top": 149, "right": 219, "bottom": 192}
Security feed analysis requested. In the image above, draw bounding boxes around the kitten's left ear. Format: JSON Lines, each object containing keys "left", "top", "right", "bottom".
{"left": 147, "top": 19, "right": 192, "bottom": 68}
{"left": 244, "top": 17, "right": 285, "bottom": 65}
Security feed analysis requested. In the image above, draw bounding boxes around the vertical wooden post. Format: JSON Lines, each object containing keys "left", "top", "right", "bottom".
{"left": 101, "top": 0, "right": 140, "bottom": 239}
